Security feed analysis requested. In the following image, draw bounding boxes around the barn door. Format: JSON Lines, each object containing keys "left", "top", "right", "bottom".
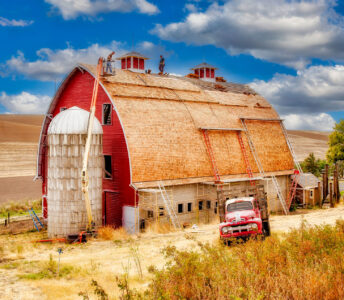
{"left": 105, "top": 192, "right": 122, "bottom": 227}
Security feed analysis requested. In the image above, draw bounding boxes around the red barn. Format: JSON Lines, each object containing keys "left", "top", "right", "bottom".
{"left": 36, "top": 53, "right": 296, "bottom": 236}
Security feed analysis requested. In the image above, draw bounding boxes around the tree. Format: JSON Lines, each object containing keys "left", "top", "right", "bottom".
{"left": 327, "top": 120, "right": 344, "bottom": 163}
{"left": 300, "top": 153, "right": 326, "bottom": 177}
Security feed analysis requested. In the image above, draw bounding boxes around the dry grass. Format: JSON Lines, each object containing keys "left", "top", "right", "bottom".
{"left": 97, "top": 226, "right": 131, "bottom": 242}
{"left": 145, "top": 221, "right": 177, "bottom": 234}
{"left": 126, "top": 220, "right": 344, "bottom": 300}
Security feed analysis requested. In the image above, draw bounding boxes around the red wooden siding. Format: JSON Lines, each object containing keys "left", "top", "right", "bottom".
{"left": 133, "top": 57, "right": 138, "bottom": 69}
{"left": 105, "top": 191, "right": 122, "bottom": 227}
{"left": 211, "top": 69, "right": 214, "bottom": 78}
{"left": 200, "top": 68, "right": 204, "bottom": 78}
{"left": 195, "top": 69, "right": 199, "bottom": 76}
{"left": 41, "top": 70, "right": 135, "bottom": 226}
{"left": 127, "top": 57, "right": 131, "bottom": 69}
{"left": 139, "top": 58, "right": 144, "bottom": 70}
{"left": 121, "top": 59, "right": 126, "bottom": 69}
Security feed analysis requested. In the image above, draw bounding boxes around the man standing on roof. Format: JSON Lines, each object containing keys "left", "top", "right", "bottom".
{"left": 106, "top": 51, "right": 115, "bottom": 74}
{"left": 159, "top": 55, "right": 165, "bottom": 74}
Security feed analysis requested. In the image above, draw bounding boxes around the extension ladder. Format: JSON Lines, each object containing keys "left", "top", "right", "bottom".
{"left": 158, "top": 182, "right": 181, "bottom": 229}
{"left": 201, "top": 129, "right": 221, "bottom": 183}
{"left": 287, "top": 170, "right": 300, "bottom": 209}
{"left": 280, "top": 122, "right": 303, "bottom": 174}
{"left": 236, "top": 131, "right": 255, "bottom": 186}
{"left": 28, "top": 208, "right": 44, "bottom": 232}
{"left": 241, "top": 119, "right": 289, "bottom": 214}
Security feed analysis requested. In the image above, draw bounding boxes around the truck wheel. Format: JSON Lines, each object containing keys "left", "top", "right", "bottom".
{"left": 262, "top": 221, "right": 271, "bottom": 237}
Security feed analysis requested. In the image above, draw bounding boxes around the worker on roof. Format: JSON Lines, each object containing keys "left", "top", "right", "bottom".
{"left": 159, "top": 55, "right": 165, "bottom": 74}
{"left": 106, "top": 51, "right": 115, "bottom": 74}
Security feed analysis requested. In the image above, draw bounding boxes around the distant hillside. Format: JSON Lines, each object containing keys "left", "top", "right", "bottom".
{"left": 0, "top": 115, "right": 44, "bottom": 143}
{"left": 287, "top": 130, "right": 329, "bottom": 161}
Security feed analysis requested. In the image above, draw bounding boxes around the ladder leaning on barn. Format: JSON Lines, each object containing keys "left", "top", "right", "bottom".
{"left": 240, "top": 118, "right": 290, "bottom": 215}
{"left": 158, "top": 181, "right": 181, "bottom": 229}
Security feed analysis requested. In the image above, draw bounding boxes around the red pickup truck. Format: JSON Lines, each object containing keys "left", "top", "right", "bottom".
{"left": 219, "top": 197, "right": 270, "bottom": 243}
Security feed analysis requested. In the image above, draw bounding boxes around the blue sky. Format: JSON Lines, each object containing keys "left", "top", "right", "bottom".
{"left": 1, "top": 0, "right": 344, "bottom": 130}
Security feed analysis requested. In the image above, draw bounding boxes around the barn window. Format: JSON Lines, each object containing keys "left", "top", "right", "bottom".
{"left": 310, "top": 190, "right": 313, "bottom": 198}
{"left": 178, "top": 203, "right": 183, "bottom": 213}
{"left": 103, "top": 104, "right": 112, "bottom": 125}
{"left": 104, "top": 155, "right": 112, "bottom": 179}
{"left": 60, "top": 107, "right": 67, "bottom": 112}
{"left": 214, "top": 201, "right": 218, "bottom": 214}
{"left": 198, "top": 201, "right": 203, "bottom": 211}
{"left": 147, "top": 210, "right": 154, "bottom": 218}
{"left": 159, "top": 206, "right": 164, "bottom": 216}
{"left": 187, "top": 202, "right": 192, "bottom": 212}
{"left": 206, "top": 201, "right": 211, "bottom": 209}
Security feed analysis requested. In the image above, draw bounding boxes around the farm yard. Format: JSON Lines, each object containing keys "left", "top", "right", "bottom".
{"left": 1, "top": 206, "right": 344, "bottom": 299}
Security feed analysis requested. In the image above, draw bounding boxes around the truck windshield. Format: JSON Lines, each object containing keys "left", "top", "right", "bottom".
{"left": 227, "top": 201, "right": 253, "bottom": 212}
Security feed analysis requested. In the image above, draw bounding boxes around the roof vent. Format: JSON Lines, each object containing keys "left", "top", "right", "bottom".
{"left": 116, "top": 51, "right": 149, "bottom": 74}
{"left": 191, "top": 62, "right": 217, "bottom": 82}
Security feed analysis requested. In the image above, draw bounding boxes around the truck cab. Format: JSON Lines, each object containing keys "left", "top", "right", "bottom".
{"left": 219, "top": 197, "right": 270, "bottom": 241}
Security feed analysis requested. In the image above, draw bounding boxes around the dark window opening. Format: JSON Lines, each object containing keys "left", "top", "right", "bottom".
{"left": 178, "top": 204, "right": 183, "bottom": 213}
{"left": 104, "top": 155, "right": 112, "bottom": 179}
{"left": 60, "top": 107, "right": 67, "bottom": 112}
{"left": 206, "top": 201, "right": 211, "bottom": 209}
{"left": 187, "top": 202, "right": 192, "bottom": 212}
{"left": 214, "top": 201, "right": 218, "bottom": 214}
{"left": 159, "top": 206, "right": 164, "bottom": 216}
{"left": 147, "top": 210, "right": 154, "bottom": 218}
{"left": 103, "top": 104, "right": 112, "bottom": 125}
{"left": 198, "top": 201, "right": 203, "bottom": 211}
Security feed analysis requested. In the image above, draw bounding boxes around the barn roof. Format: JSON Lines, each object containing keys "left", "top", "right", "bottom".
{"left": 191, "top": 62, "right": 218, "bottom": 70}
{"left": 116, "top": 51, "right": 149, "bottom": 60}
{"left": 36, "top": 64, "right": 295, "bottom": 188}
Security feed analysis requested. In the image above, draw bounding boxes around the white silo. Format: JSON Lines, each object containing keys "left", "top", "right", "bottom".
{"left": 47, "top": 106, "right": 103, "bottom": 237}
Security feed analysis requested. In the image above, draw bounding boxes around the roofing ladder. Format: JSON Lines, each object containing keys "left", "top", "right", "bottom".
{"left": 201, "top": 129, "right": 221, "bottom": 183}
{"left": 236, "top": 131, "right": 255, "bottom": 186}
{"left": 280, "top": 122, "right": 303, "bottom": 174}
{"left": 240, "top": 119, "right": 289, "bottom": 215}
{"left": 158, "top": 181, "right": 181, "bottom": 229}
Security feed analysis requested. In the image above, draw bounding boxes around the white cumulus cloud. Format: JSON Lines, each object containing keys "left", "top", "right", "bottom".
{"left": 0, "top": 92, "right": 51, "bottom": 114}
{"left": 249, "top": 64, "right": 344, "bottom": 130}
{"left": 45, "top": 0, "right": 159, "bottom": 19}
{"left": 152, "top": 0, "right": 344, "bottom": 69}
{"left": 3, "top": 41, "right": 126, "bottom": 81}
{"left": 282, "top": 113, "right": 335, "bottom": 131}
{"left": 0, "top": 17, "right": 33, "bottom": 27}
{"left": 2, "top": 40, "right": 171, "bottom": 81}
{"left": 250, "top": 65, "right": 344, "bottom": 115}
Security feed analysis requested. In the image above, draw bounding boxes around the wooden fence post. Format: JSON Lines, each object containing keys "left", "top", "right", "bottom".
{"left": 330, "top": 182, "right": 334, "bottom": 208}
